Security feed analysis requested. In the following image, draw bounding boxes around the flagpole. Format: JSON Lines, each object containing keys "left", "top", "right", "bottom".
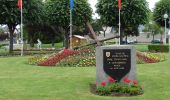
{"left": 70, "top": 9, "right": 73, "bottom": 49}
{"left": 118, "top": 8, "right": 121, "bottom": 45}
{"left": 21, "top": 1, "right": 24, "bottom": 56}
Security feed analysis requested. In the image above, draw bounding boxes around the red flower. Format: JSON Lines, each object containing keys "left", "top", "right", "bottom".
{"left": 101, "top": 81, "right": 107, "bottom": 86}
{"left": 133, "top": 80, "right": 138, "bottom": 85}
{"left": 123, "top": 77, "right": 131, "bottom": 83}
{"left": 108, "top": 76, "right": 116, "bottom": 83}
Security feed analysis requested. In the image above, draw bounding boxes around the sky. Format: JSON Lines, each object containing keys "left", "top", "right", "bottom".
{"left": 88, "top": 0, "right": 160, "bottom": 19}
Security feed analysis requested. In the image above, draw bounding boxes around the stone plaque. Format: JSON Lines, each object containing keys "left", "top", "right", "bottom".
{"left": 103, "top": 49, "right": 131, "bottom": 82}
{"left": 96, "top": 45, "right": 136, "bottom": 87}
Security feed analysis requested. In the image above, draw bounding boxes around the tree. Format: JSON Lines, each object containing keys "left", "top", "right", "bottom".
{"left": 96, "top": 0, "right": 150, "bottom": 44}
{"left": 45, "top": 0, "right": 92, "bottom": 48}
{"left": 144, "top": 22, "right": 162, "bottom": 42}
{"left": 153, "top": 0, "right": 170, "bottom": 27}
{"left": 23, "top": 0, "right": 44, "bottom": 47}
{"left": 0, "top": 0, "right": 44, "bottom": 52}
{"left": 91, "top": 19, "right": 103, "bottom": 35}
{"left": 0, "top": 0, "right": 20, "bottom": 53}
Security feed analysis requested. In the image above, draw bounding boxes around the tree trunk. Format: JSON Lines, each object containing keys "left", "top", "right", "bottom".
{"left": 86, "top": 21, "right": 101, "bottom": 46}
{"left": 103, "top": 27, "right": 107, "bottom": 37}
{"left": 29, "top": 36, "right": 34, "bottom": 47}
{"left": 64, "top": 32, "right": 69, "bottom": 49}
{"left": 160, "top": 34, "right": 163, "bottom": 44}
{"left": 52, "top": 40, "right": 55, "bottom": 47}
{"left": 125, "top": 35, "right": 128, "bottom": 44}
{"left": 152, "top": 34, "right": 155, "bottom": 41}
{"left": 8, "top": 24, "right": 16, "bottom": 53}
{"left": 27, "top": 27, "right": 34, "bottom": 48}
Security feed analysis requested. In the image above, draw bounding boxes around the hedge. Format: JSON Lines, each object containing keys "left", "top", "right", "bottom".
{"left": 0, "top": 44, "right": 6, "bottom": 48}
{"left": 148, "top": 45, "right": 169, "bottom": 52}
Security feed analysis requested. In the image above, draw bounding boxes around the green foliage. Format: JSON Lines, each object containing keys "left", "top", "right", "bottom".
{"left": 153, "top": 0, "right": 170, "bottom": 27}
{"left": 148, "top": 45, "right": 169, "bottom": 52}
{"left": 96, "top": 0, "right": 150, "bottom": 36}
{"left": 91, "top": 19, "right": 103, "bottom": 33}
{"left": 0, "top": 0, "right": 44, "bottom": 52}
{"left": 23, "top": 0, "right": 44, "bottom": 25}
{"left": 96, "top": 86, "right": 111, "bottom": 95}
{"left": 0, "top": 0, "right": 20, "bottom": 25}
{"left": 109, "top": 83, "right": 121, "bottom": 92}
{"left": 144, "top": 21, "right": 163, "bottom": 41}
{"left": 0, "top": 44, "right": 6, "bottom": 48}
{"left": 45, "top": 0, "right": 92, "bottom": 27}
{"left": 44, "top": 0, "right": 92, "bottom": 48}
{"left": 96, "top": 83, "right": 143, "bottom": 96}
{"left": 0, "top": 0, "right": 43, "bottom": 25}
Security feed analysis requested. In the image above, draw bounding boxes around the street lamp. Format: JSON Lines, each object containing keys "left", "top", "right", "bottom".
{"left": 164, "top": 13, "right": 168, "bottom": 44}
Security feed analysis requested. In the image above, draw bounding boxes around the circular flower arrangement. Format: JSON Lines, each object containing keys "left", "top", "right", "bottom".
{"left": 28, "top": 48, "right": 165, "bottom": 67}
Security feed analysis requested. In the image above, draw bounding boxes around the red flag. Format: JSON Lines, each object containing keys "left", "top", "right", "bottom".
{"left": 18, "top": 0, "right": 22, "bottom": 10}
{"left": 118, "top": 0, "right": 121, "bottom": 10}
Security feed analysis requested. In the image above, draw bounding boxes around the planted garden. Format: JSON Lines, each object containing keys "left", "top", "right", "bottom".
{"left": 95, "top": 76, "right": 143, "bottom": 96}
{"left": 28, "top": 46, "right": 166, "bottom": 67}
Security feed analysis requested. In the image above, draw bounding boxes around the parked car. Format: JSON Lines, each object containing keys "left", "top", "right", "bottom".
{"left": 122, "top": 40, "right": 137, "bottom": 44}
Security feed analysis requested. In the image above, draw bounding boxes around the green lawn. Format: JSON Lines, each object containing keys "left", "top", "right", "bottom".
{"left": 26, "top": 42, "right": 64, "bottom": 49}
{"left": 133, "top": 44, "right": 148, "bottom": 52}
{"left": 0, "top": 53, "right": 170, "bottom": 100}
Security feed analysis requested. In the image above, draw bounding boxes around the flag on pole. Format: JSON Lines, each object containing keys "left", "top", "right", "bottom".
{"left": 118, "top": 0, "right": 121, "bottom": 10}
{"left": 18, "top": 0, "right": 22, "bottom": 10}
{"left": 70, "top": 0, "right": 74, "bottom": 11}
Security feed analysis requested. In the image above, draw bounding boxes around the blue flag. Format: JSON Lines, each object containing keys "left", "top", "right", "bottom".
{"left": 70, "top": 0, "right": 74, "bottom": 11}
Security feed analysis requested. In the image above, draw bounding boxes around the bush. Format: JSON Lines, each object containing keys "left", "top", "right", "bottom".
{"left": 96, "top": 83, "right": 143, "bottom": 96}
{"left": 96, "top": 86, "right": 111, "bottom": 95}
{"left": 148, "top": 45, "right": 169, "bottom": 52}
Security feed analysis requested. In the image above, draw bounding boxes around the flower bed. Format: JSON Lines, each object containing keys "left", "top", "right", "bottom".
{"left": 58, "top": 49, "right": 95, "bottom": 67}
{"left": 33, "top": 49, "right": 95, "bottom": 66}
{"left": 28, "top": 48, "right": 165, "bottom": 67}
{"left": 93, "top": 77, "right": 143, "bottom": 96}
{"left": 137, "top": 52, "right": 165, "bottom": 64}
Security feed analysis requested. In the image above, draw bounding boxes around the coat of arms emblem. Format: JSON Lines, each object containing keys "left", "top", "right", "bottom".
{"left": 106, "top": 52, "right": 110, "bottom": 57}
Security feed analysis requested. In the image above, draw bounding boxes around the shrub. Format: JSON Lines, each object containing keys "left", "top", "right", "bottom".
{"left": 96, "top": 86, "right": 111, "bottom": 95}
{"left": 148, "top": 45, "right": 169, "bottom": 52}
{"left": 96, "top": 82, "right": 143, "bottom": 96}
{"left": 96, "top": 77, "right": 143, "bottom": 96}
{"left": 0, "top": 44, "right": 7, "bottom": 48}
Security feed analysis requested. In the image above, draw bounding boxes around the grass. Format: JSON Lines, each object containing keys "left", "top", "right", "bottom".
{"left": 133, "top": 44, "right": 148, "bottom": 52}
{"left": 0, "top": 42, "right": 63, "bottom": 56}
{"left": 26, "top": 42, "right": 64, "bottom": 49}
{"left": 0, "top": 53, "right": 170, "bottom": 100}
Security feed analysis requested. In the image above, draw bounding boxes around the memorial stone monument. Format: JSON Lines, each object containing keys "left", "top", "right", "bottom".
{"left": 96, "top": 45, "right": 136, "bottom": 87}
